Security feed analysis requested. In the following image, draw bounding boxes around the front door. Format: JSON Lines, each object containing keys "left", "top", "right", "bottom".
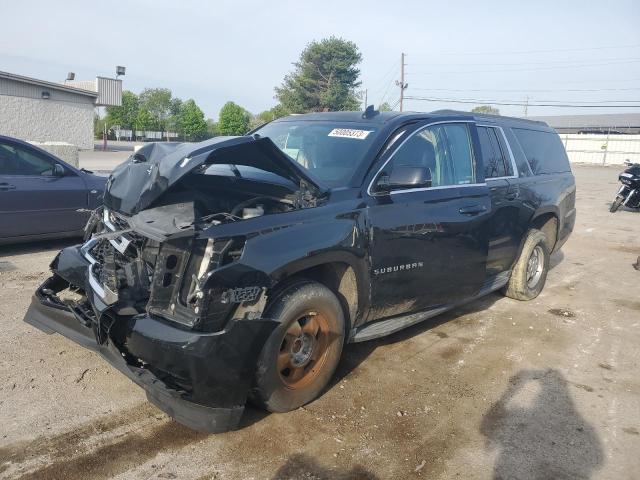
{"left": 0, "top": 141, "right": 88, "bottom": 239}
{"left": 367, "top": 121, "right": 491, "bottom": 320}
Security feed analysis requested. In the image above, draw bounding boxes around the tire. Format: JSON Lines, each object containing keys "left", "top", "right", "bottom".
{"left": 503, "top": 229, "right": 550, "bottom": 301}
{"left": 251, "top": 280, "right": 345, "bottom": 413}
{"left": 610, "top": 195, "right": 624, "bottom": 213}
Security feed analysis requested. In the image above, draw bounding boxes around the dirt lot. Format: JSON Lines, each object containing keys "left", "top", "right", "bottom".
{"left": 0, "top": 164, "right": 638, "bottom": 480}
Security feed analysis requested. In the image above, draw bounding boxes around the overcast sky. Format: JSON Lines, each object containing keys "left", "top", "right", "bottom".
{"left": 1, "top": 0, "right": 639, "bottom": 119}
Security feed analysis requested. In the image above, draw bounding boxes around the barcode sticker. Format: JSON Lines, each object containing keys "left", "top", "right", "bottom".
{"left": 328, "top": 128, "right": 372, "bottom": 140}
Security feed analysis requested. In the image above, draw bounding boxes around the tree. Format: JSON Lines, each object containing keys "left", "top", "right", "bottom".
{"left": 218, "top": 101, "right": 251, "bottom": 136}
{"left": 251, "top": 104, "right": 292, "bottom": 129}
{"left": 93, "top": 113, "right": 106, "bottom": 139}
{"left": 206, "top": 119, "right": 219, "bottom": 138}
{"left": 378, "top": 102, "right": 393, "bottom": 112}
{"left": 135, "top": 107, "right": 155, "bottom": 133}
{"left": 275, "top": 37, "right": 362, "bottom": 112}
{"left": 179, "top": 99, "right": 208, "bottom": 140}
{"left": 105, "top": 90, "right": 139, "bottom": 129}
{"left": 139, "top": 88, "right": 173, "bottom": 135}
{"left": 471, "top": 105, "right": 500, "bottom": 115}
{"left": 168, "top": 97, "right": 184, "bottom": 134}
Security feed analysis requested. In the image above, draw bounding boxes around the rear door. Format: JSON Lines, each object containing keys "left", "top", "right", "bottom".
{"left": 0, "top": 140, "right": 89, "bottom": 239}
{"left": 367, "top": 121, "right": 491, "bottom": 320}
{"left": 477, "top": 125, "right": 521, "bottom": 276}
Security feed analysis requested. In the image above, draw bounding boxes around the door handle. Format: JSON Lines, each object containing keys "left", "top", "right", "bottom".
{"left": 0, "top": 182, "right": 16, "bottom": 191}
{"left": 459, "top": 205, "right": 487, "bottom": 215}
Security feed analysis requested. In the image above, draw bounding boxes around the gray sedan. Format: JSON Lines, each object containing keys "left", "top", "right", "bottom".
{"left": 0, "top": 135, "right": 107, "bottom": 244}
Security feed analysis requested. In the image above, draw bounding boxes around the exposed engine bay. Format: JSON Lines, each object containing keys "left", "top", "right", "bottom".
{"left": 70, "top": 176, "right": 305, "bottom": 331}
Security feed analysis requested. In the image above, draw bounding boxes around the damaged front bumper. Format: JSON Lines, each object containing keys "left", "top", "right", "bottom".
{"left": 23, "top": 245, "right": 278, "bottom": 433}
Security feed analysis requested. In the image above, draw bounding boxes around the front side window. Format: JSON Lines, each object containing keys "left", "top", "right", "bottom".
{"left": 0, "top": 142, "right": 55, "bottom": 176}
{"left": 381, "top": 123, "right": 476, "bottom": 189}
{"left": 253, "top": 121, "right": 379, "bottom": 188}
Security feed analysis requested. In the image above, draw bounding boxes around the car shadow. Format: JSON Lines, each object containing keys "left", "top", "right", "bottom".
{"left": 549, "top": 250, "right": 564, "bottom": 270}
{"left": 480, "top": 369, "right": 604, "bottom": 479}
{"left": 240, "top": 291, "right": 505, "bottom": 429}
{"left": 0, "top": 237, "right": 80, "bottom": 258}
{"left": 331, "top": 290, "right": 504, "bottom": 388}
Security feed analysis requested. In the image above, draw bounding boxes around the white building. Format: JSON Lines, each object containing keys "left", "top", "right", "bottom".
{"left": 0, "top": 71, "right": 122, "bottom": 150}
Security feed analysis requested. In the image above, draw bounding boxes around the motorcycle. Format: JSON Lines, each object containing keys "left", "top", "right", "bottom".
{"left": 610, "top": 160, "right": 640, "bottom": 213}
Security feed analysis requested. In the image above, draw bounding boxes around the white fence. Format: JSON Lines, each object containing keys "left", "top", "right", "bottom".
{"left": 560, "top": 133, "right": 640, "bottom": 165}
{"left": 112, "top": 129, "right": 179, "bottom": 141}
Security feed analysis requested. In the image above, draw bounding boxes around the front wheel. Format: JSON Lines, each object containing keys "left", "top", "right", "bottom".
{"left": 251, "top": 281, "right": 345, "bottom": 413}
{"left": 503, "top": 229, "right": 550, "bottom": 301}
{"left": 610, "top": 194, "right": 625, "bottom": 213}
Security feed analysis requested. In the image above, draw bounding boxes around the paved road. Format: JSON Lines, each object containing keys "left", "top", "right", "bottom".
{"left": 0, "top": 164, "right": 638, "bottom": 479}
{"left": 80, "top": 149, "right": 131, "bottom": 173}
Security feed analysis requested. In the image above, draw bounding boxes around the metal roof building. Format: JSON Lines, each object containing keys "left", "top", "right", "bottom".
{"left": 0, "top": 71, "right": 122, "bottom": 149}
{"left": 528, "top": 113, "right": 640, "bottom": 134}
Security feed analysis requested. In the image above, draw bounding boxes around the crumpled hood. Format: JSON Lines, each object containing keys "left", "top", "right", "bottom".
{"left": 104, "top": 136, "right": 325, "bottom": 215}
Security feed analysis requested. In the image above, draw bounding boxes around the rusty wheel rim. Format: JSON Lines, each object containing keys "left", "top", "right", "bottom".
{"left": 277, "top": 311, "right": 331, "bottom": 389}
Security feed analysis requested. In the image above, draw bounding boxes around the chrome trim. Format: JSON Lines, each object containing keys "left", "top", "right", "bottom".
{"left": 80, "top": 238, "right": 118, "bottom": 305}
{"left": 367, "top": 120, "right": 476, "bottom": 196}
{"left": 389, "top": 182, "right": 487, "bottom": 195}
{"left": 623, "top": 189, "right": 636, "bottom": 206}
{"left": 102, "top": 208, "right": 131, "bottom": 254}
{"left": 477, "top": 124, "right": 519, "bottom": 180}
{"left": 110, "top": 235, "right": 131, "bottom": 254}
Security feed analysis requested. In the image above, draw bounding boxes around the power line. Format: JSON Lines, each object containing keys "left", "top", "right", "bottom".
{"left": 411, "top": 95, "right": 640, "bottom": 104}
{"left": 407, "top": 59, "right": 640, "bottom": 76}
{"left": 407, "top": 43, "right": 640, "bottom": 57}
{"left": 368, "top": 59, "right": 400, "bottom": 94}
{"left": 408, "top": 86, "right": 640, "bottom": 93}
{"left": 377, "top": 76, "right": 397, "bottom": 107}
{"left": 405, "top": 56, "right": 640, "bottom": 67}
{"left": 404, "top": 96, "right": 640, "bottom": 108}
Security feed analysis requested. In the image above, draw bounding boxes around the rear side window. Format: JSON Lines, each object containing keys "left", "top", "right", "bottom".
{"left": 478, "top": 126, "right": 509, "bottom": 179}
{"left": 512, "top": 128, "right": 570, "bottom": 175}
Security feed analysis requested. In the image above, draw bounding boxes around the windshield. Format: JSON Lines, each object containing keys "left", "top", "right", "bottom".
{"left": 253, "top": 120, "right": 378, "bottom": 188}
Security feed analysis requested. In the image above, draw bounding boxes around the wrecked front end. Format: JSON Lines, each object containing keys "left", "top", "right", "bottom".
{"left": 24, "top": 136, "right": 326, "bottom": 432}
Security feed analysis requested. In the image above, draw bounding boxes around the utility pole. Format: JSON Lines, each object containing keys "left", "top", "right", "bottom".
{"left": 396, "top": 52, "right": 408, "bottom": 112}
{"left": 524, "top": 96, "right": 529, "bottom": 117}
{"left": 363, "top": 89, "right": 368, "bottom": 109}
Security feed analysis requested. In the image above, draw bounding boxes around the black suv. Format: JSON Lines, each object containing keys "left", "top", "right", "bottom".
{"left": 24, "top": 110, "right": 576, "bottom": 432}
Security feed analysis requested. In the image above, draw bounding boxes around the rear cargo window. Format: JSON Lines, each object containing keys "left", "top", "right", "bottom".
{"left": 512, "top": 128, "right": 570, "bottom": 175}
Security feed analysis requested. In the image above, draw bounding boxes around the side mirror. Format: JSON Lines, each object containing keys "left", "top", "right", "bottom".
{"left": 376, "top": 166, "right": 432, "bottom": 193}
{"left": 52, "top": 164, "right": 65, "bottom": 177}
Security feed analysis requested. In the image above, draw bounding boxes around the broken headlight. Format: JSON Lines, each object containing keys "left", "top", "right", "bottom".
{"left": 146, "top": 236, "right": 247, "bottom": 332}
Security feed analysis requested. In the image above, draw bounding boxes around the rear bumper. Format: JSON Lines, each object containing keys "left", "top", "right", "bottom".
{"left": 24, "top": 268, "right": 278, "bottom": 433}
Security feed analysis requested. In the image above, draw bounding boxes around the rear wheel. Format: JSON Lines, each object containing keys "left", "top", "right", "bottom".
{"left": 251, "top": 281, "right": 345, "bottom": 412}
{"left": 503, "top": 229, "right": 550, "bottom": 301}
{"left": 610, "top": 195, "right": 624, "bottom": 213}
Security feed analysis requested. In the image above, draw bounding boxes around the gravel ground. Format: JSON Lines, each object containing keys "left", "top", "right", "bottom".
{"left": 0, "top": 164, "right": 638, "bottom": 480}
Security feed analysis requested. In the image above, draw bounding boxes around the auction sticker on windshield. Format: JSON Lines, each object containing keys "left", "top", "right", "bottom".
{"left": 328, "top": 128, "right": 373, "bottom": 140}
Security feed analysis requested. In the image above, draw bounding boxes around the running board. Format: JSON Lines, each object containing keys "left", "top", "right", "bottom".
{"left": 351, "top": 271, "right": 510, "bottom": 343}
